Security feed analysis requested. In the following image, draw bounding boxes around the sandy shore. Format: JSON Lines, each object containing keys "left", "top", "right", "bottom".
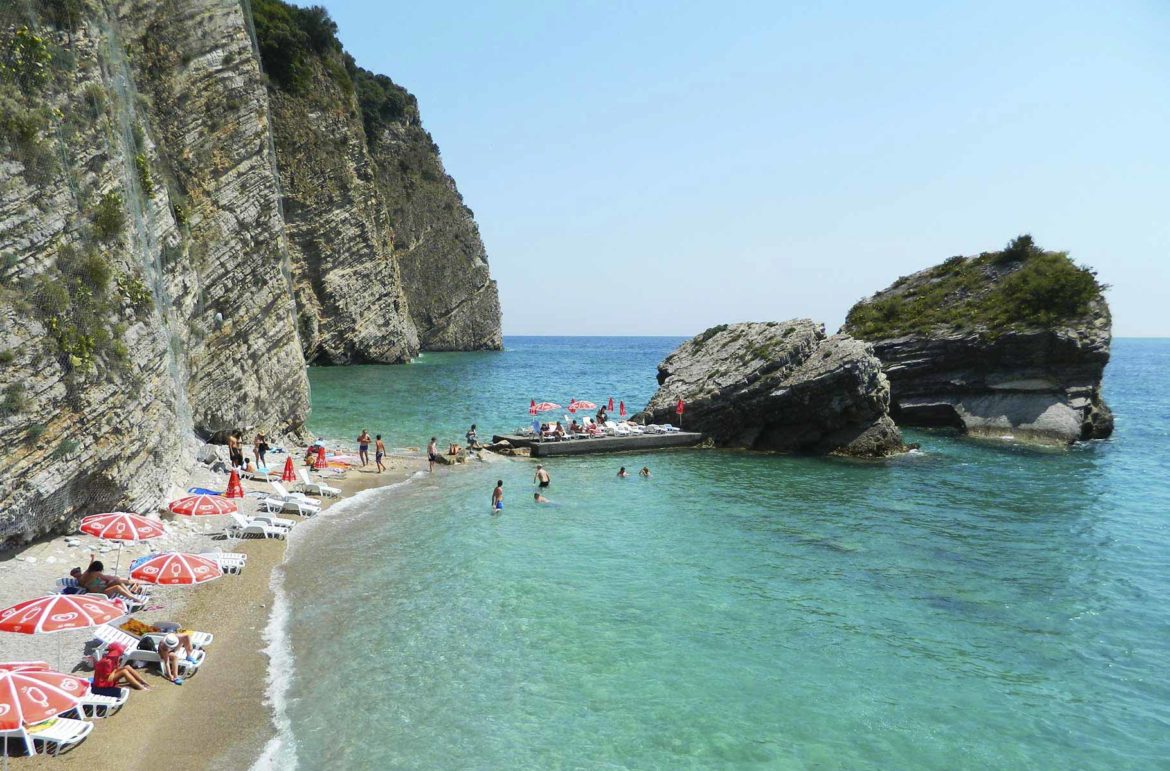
{"left": 3, "top": 450, "right": 428, "bottom": 770}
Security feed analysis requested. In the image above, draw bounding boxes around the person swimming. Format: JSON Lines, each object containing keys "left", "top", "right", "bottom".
{"left": 617, "top": 466, "right": 629, "bottom": 478}
{"left": 533, "top": 492, "right": 551, "bottom": 504}
{"left": 639, "top": 466, "right": 651, "bottom": 477}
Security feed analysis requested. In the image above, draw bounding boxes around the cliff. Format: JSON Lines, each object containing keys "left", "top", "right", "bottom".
{"left": 639, "top": 321, "right": 904, "bottom": 457}
{"left": 0, "top": 0, "right": 500, "bottom": 543}
{"left": 842, "top": 236, "right": 1112, "bottom": 444}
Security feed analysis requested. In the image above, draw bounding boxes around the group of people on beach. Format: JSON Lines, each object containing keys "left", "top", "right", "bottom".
{"left": 356, "top": 429, "right": 387, "bottom": 472}
{"left": 491, "top": 462, "right": 652, "bottom": 511}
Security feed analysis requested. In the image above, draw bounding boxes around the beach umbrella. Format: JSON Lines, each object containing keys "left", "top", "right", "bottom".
{"left": 0, "top": 662, "right": 48, "bottom": 673}
{"left": 314, "top": 445, "right": 327, "bottom": 470}
{"left": 130, "top": 552, "right": 222, "bottom": 586}
{"left": 281, "top": 456, "right": 296, "bottom": 483}
{"left": 567, "top": 399, "right": 576, "bottom": 414}
{"left": 574, "top": 400, "right": 596, "bottom": 411}
{"left": 0, "top": 595, "right": 126, "bottom": 673}
{"left": 528, "top": 399, "right": 537, "bottom": 416}
{"left": 0, "top": 666, "right": 89, "bottom": 730}
{"left": 608, "top": 397, "right": 615, "bottom": 411}
{"left": 168, "top": 494, "right": 237, "bottom": 517}
{"left": 79, "top": 512, "right": 165, "bottom": 575}
{"left": 676, "top": 397, "right": 685, "bottom": 428}
{"left": 224, "top": 469, "right": 244, "bottom": 499}
{"left": 619, "top": 401, "right": 627, "bottom": 418}
{"left": 533, "top": 402, "right": 561, "bottom": 413}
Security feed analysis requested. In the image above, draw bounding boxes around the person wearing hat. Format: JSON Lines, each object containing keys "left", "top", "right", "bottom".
{"left": 158, "top": 632, "right": 197, "bottom": 685}
{"left": 93, "top": 642, "right": 151, "bottom": 694}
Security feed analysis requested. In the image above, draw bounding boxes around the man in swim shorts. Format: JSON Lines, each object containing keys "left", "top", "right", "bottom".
{"left": 534, "top": 465, "right": 550, "bottom": 489}
{"left": 375, "top": 434, "right": 386, "bottom": 473}
{"left": 357, "top": 429, "right": 371, "bottom": 467}
{"left": 492, "top": 480, "right": 504, "bottom": 512}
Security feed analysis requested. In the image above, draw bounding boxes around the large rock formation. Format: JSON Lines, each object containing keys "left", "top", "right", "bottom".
{"left": 842, "top": 236, "right": 1112, "bottom": 444}
{"left": 639, "top": 321, "right": 904, "bottom": 457}
{"left": 0, "top": 0, "right": 501, "bottom": 543}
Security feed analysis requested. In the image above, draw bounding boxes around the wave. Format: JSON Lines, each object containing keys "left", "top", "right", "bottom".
{"left": 250, "top": 471, "right": 428, "bottom": 770}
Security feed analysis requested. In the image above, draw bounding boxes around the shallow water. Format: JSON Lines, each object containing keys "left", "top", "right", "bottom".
{"left": 267, "top": 338, "right": 1170, "bottom": 769}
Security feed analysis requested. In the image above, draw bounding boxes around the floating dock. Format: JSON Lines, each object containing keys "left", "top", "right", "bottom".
{"left": 490, "top": 431, "right": 704, "bottom": 457}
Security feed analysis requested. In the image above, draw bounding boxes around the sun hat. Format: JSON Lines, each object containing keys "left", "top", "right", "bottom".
{"left": 106, "top": 642, "right": 125, "bottom": 656}
{"left": 162, "top": 633, "right": 179, "bottom": 648}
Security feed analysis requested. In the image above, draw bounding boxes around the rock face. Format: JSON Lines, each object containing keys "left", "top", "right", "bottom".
{"left": 842, "top": 238, "right": 1112, "bottom": 444}
{"left": 639, "top": 321, "right": 903, "bottom": 456}
{"left": 0, "top": 0, "right": 501, "bottom": 543}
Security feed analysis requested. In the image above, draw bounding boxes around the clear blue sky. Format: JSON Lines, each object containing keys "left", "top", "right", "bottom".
{"left": 314, "top": 0, "right": 1169, "bottom": 337}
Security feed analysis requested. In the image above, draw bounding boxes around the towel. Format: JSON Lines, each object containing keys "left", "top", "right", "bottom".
{"left": 188, "top": 487, "right": 222, "bottom": 495}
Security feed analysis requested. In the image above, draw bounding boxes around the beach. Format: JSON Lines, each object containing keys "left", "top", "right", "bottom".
{"left": 1, "top": 450, "right": 428, "bottom": 770}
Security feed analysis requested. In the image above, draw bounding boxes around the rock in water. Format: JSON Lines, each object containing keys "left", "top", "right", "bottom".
{"left": 639, "top": 321, "right": 904, "bottom": 457}
{"left": 842, "top": 236, "right": 1112, "bottom": 445}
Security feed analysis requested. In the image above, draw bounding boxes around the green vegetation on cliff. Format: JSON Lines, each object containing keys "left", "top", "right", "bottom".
{"left": 845, "top": 236, "right": 1105, "bottom": 339}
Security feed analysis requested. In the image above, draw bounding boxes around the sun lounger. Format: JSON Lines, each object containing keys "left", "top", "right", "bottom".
{"left": 1, "top": 716, "right": 94, "bottom": 757}
{"left": 297, "top": 468, "right": 340, "bottom": 498}
{"left": 267, "top": 482, "right": 321, "bottom": 515}
{"left": 199, "top": 550, "right": 247, "bottom": 575}
{"left": 91, "top": 625, "right": 208, "bottom": 678}
{"left": 66, "top": 686, "right": 129, "bottom": 719}
{"left": 227, "top": 512, "right": 287, "bottom": 540}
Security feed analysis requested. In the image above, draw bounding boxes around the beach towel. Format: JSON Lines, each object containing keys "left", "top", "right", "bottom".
{"left": 188, "top": 487, "right": 223, "bottom": 495}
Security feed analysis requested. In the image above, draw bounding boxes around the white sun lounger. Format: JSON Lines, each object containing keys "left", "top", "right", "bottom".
{"left": 265, "top": 482, "right": 321, "bottom": 516}
{"left": 67, "top": 686, "right": 129, "bottom": 719}
{"left": 1, "top": 716, "right": 94, "bottom": 757}
{"left": 227, "top": 512, "right": 287, "bottom": 540}
{"left": 91, "top": 625, "right": 208, "bottom": 678}
{"left": 297, "top": 468, "right": 340, "bottom": 498}
{"left": 199, "top": 550, "right": 248, "bottom": 575}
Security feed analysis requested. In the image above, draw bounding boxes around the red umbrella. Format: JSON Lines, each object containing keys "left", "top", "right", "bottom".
{"left": 533, "top": 402, "right": 561, "bottom": 413}
{"left": 676, "top": 397, "right": 685, "bottom": 428}
{"left": 130, "top": 552, "right": 223, "bottom": 586}
{"left": 314, "top": 445, "right": 327, "bottom": 470}
{"left": 608, "top": 397, "right": 615, "bottom": 411}
{"left": 0, "top": 595, "right": 125, "bottom": 635}
{"left": 567, "top": 399, "right": 577, "bottom": 414}
{"left": 281, "top": 456, "right": 296, "bottom": 483}
{"left": 619, "top": 401, "right": 627, "bottom": 418}
{"left": 0, "top": 662, "right": 48, "bottom": 672}
{"left": 80, "top": 512, "right": 164, "bottom": 542}
{"left": 528, "top": 399, "right": 537, "bottom": 416}
{"left": 225, "top": 468, "right": 244, "bottom": 499}
{"left": 0, "top": 667, "right": 90, "bottom": 731}
{"left": 168, "top": 494, "right": 237, "bottom": 516}
{"left": 574, "top": 400, "right": 597, "bottom": 411}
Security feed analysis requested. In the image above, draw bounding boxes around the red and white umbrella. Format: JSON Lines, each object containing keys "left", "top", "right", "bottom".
{"left": 79, "top": 512, "right": 165, "bottom": 574}
{"left": 619, "top": 400, "right": 627, "bottom": 418}
{"left": 0, "top": 662, "right": 48, "bottom": 673}
{"left": 0, "top": 666, "right": 89, "bottom": 731}
{"left": 314, "top": 445, "right": 327, "bottom": 470}
{"left": 528, "top": 399, "right": 537, "bottom": 416}
{"left": 130, "top": 552, "right": 223, "bottom": 586}
{"left": 533, "top": 402, "right": 561, "bottom": 413}
{"left": 281, "top": 456, "right": 297, "bottom": 483}
{"left": 168, "top": 494, "right": 237, "bottom": 517}
{"left": 574, "top": 400, "right": 597, "bottom": 411}
{"left": 79, "top": 512, "right": 164, "bottom": 542}
{"left": 608, "top": 397, "right": 615, "bottom": 411}
{"left": 0, "top": 595, "right": 126, "bottom": 636}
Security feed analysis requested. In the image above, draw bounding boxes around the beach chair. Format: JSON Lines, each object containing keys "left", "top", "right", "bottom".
{"left": 54, "top": 578, "right": 147, "bottom": 613}
{"left": 297, "top": 468, "right": 340, "bottom": 498}
{"left": 91, "top": 625, "right": 208, "bottom": 678}
{"left": 200, "top": 550, "right": 248, "bottom": 575}
{"left": 227, "top": 512, "right": 287, "bottom": 540}
{"left": 605, "top": 421, "right": 630, "bottom": 436}
{"left": 65, "top": 687, "right": 129, "bottom": 719}
{"left": 268, "top": 482, "right": 322, "bottom": 513}
{"left": 0, "top": 716, "right": 93, "bottom": 757}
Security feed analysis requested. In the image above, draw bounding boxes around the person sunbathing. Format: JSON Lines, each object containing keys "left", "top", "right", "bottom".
{"left": 157, "top": 632, "right": 197, "bottom": 685}
{"left": 554, "top": 422, "right": 566, "bottom": 439}
{"left": 79, "top": 560, "right": 144, "bottom": 602}
{"left": 92, "top": 642, "right": 150, "bottom": 693}
{"left": 569, "top": 420, "right": 582, "bottom": 434}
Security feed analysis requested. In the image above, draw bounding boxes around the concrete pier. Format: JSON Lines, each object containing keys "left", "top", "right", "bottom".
{"left": 490, "top": 431, "right": 704, "bottom": 457}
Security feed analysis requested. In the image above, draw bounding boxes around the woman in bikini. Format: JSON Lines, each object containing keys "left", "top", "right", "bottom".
{"left": 79, "top": 560, "right": 144, "bottom": 602}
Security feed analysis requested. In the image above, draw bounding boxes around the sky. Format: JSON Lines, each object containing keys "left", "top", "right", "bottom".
{"left": 314, "top": 0, "right": 1169, "bottom": 337}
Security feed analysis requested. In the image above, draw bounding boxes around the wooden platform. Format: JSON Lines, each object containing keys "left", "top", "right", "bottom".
{"left": 490, "top": 431, "right": 704, "bottom": 457}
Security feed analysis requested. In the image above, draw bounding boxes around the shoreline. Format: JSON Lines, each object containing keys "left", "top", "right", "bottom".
{"left": 7, "top": 450, "right": 429, "bottom": 770}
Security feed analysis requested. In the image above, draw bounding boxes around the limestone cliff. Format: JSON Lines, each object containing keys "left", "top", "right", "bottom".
{"left": 639, "top": 321, "right": 904, "bottom": 457}
{"left": 0, "top": 0, "right": 501, "bottom": 543}
{"left": 842, "top": 236, "right": 1112, "bottom": 444}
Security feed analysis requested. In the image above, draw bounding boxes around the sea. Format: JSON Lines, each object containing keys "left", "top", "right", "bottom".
{"left": 256, "top": 336, "right": 1170, "bottom": 770}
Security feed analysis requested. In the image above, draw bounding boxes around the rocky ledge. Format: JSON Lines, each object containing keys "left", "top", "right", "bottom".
{"left": 842, "top": 236, "right": 1112, "bottom": 445}
{"left": 638, "top": 321, "right": 904, "bottom": 457}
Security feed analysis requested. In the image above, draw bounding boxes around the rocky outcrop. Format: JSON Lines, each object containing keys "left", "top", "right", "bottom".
{"left": 639, "top": 321, "right": 903, "bottom": 457}
{"left": 0, "top": 0, "right": 500, "bottom": 543}
{"left": 842, "top": 238, "right": 1112, "bottom": 444}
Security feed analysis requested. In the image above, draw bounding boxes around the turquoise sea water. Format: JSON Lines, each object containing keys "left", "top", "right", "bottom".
{"left": 264, "top": 337, "right": 1170, "bottom": 769}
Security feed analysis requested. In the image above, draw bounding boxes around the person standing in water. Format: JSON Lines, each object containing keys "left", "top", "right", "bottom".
{"left": 428, "top": 437, "right": 439, "bottom": 472}
{"left": 491, "top": 480, "right": 504, "bottom": 512}
{"left": 375, "top": 434, "right": 386, "bottom": 473}
{"left": 534, "top": 464, "right": 550, "bottom": 489}
{"left": 466, "top": 424, "right": 479, "bottom": 449}
{"left": 639, "top": 466, "right": 651, "bottom": 477}
{"left": 357, "top": 429, "right": 372, "bottom": 467}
